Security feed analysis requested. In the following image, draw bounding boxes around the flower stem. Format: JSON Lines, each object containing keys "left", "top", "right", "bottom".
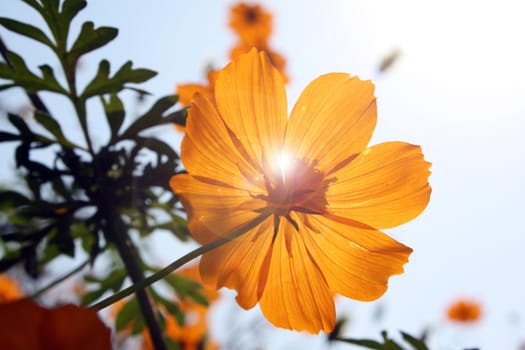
{"left": 90, "top": 213, "right": 270, "bottom": 311}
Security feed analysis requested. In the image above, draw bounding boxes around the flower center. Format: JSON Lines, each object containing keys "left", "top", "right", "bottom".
{"left": 263, "top": 153, "right": 328, "bottom": 219}
{"left": 244, "top": 8, "right": 259, "bottom": 24}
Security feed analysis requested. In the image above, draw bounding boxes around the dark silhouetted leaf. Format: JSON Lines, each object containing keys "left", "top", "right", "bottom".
{"left": 8, "top": 114, "right": 32, "bottom": 137}
{"left": 400, "top": 331, "right": 429, "bottom": 350}
{"left": 0, "top": 131, "right": 20, "bottom": 142}
{"left": 136, "top": 137, "right": 178, "bottom": 160}
{"left": 0, "top": 190, "right": 30, "bottom": 210}
{"left": 119, "top": 95, "right": 178, "bottom": 139}
{"left": 335, "top": 338, "right": 384, "bottom": 349}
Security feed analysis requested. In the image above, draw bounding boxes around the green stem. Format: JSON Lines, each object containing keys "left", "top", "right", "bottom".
{"left": 90, "top": 213, "right": 270, "bottom": 310}
{"left": 55, "top": 46, "right": 95, "bottom": 157}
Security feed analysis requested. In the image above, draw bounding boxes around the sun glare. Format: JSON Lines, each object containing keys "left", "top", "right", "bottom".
{"left": 277, "top": 151, "right": 293, "bottom": 183}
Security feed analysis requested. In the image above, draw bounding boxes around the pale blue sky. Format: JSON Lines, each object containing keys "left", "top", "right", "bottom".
{"left": 1, "top": 1, "right": 525, "bottom": 349}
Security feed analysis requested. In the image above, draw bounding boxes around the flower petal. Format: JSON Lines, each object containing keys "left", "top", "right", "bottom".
{"left": 0, "top": 300, "right": 112, "bottom": 350}
{"left": 43, "top": 304, "right": 112, "bottom": 350}
{"left": 285, "top": 74, "right": 376, "bottom": 174}
{"left": 215, "top": 48, "right": 288, "bottom": 169}
{"left": 259, "top": 216, "right": 335, "bottom": 333}
{"left": 176, "top": 83, "right": 212, "bottom": 106}
{"left": 170, "top": 174, "right": 265, "bottom": 243}
{"left": 181, "top": 93, "right": 263, "bottom": 192}
{"left": 0, "top": 299, "right": 44, "bottom": 349}
{"left": 199, "top": 216, "right": 274, "bottom": 309}
{"left": 326, "top": 141, "right": 431, "bottom": 228}
{"left": 300, "top": 214, "right": 412, "bottom": 301}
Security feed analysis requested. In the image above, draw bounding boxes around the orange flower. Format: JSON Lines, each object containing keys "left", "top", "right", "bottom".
{"left": 142, "top": 264, "right": 219, "bottom": 350}
{"left": 177, "top": 70, "right": 218, "bottom": 106}
{"left": 175, "top": 70, "right": 218, "bottom": 131}
{"left": 447, "top": 299, "right": 482, "bottom": 323}
{"left": 0, "top": 299, "right": 112, "bottom": 349}
{"left": 229, "top": 3, "right": 272, "bottom": 46}
{"left": 0, "top": 274, "right": 23, "bottom": 302}
{"left": 170, "top": 49, "right": 431, "bottom": 333}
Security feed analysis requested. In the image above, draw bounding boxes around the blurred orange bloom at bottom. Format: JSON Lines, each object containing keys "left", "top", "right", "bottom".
{"left": 0, "top": 299, "right": 112, "bottom": 350}
{"left": 0, "top": 274, "right": 23, "bottom": 302}
{"left": 446, "top": 299, "right": 482, "bottom": 323}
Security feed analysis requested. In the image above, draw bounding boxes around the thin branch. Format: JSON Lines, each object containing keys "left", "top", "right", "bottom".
{"left": 107, "top": 211, "right": 167, "bottom": 350}
{"left": 27, "top": 259, "right": 90, "bottom": 299}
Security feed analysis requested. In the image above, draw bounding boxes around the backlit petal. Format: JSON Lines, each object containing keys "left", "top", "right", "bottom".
{"left": 200, "top": 216, "right": 274, "bottom": 309}
{"left": 285, "top": 74, "right": 376, "bottom": 174}
{"left": 182, "top": 93, "right": 263, "bottom": 192}
{"left": 170, "top": 174, "right": 265, "bottom": 243}
{"left": 215, "top": 48, "right": 288, "bottom": 169}
{"left": 176, "top": 83, "right": 213, "bottom": 106}
{"left": 259, "top": 216, "right": 335, "bottom": 333}
{"left": 300, "top": 214, "right": 412, "bottom": 301}
{"left": 326, "top": 142, "right": 431, "bottom": 228}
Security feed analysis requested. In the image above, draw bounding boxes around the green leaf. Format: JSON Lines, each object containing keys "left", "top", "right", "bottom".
{"left": 41, "top": 0, "right": 59, "bottom": 12}
{"left": 104, "top": 268, "right": 127, "bottom": 292}
{"left": 69, "top": 21, "right": 118, "bottom": 62}
{"left": 81, "top": 288, "right": 107, "bottom": 305}
{"left": 34, "top": 111, "right": 79, "bottom": 148}
{"left": 115, "top": 297, "right": 139, "bottom": 331}
{"left": 38, "top": 64, "right": 63, "bottom": 90}
{"left": 101, "top": 93, "right": 125, "bottom": 139}
{"left": 187, "top": 290, "right": 209, "bottom": 307}
{"left": 154, "top": 294, "right": 184, "bottom": 326}
{"left": 164, "top": 274, "right": 206, "bottom": 304}
{"left": 130, "top": 313, "right": 145, "bottom": 334}
{"left": 400, "top": 331, "right": 429, "bottom": 350}
{"left": 0, "top": 51, "right": 67, "bottom": 94}
{"left": 119, "top": 95, "right": 178, "bottom": 139}
{"left": 39, "top": 242, "right": 61, "bottom": 265}
{"left": 82, "top": 60, "right": 156, "bottom": 98}
{"left": 0, "top": 18, "right": 54, "bottom": 47}
{"left": 380, "top": 331, "right": 405, "bottom": 350}
{"left": 20, "top": 0, "right": 42, "bottom": 12}
{"left": 59, "top": 0, "right": 87, "bottom": 37}
{"left": 165, "top": 337, "right": 181, "bottom": 350}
